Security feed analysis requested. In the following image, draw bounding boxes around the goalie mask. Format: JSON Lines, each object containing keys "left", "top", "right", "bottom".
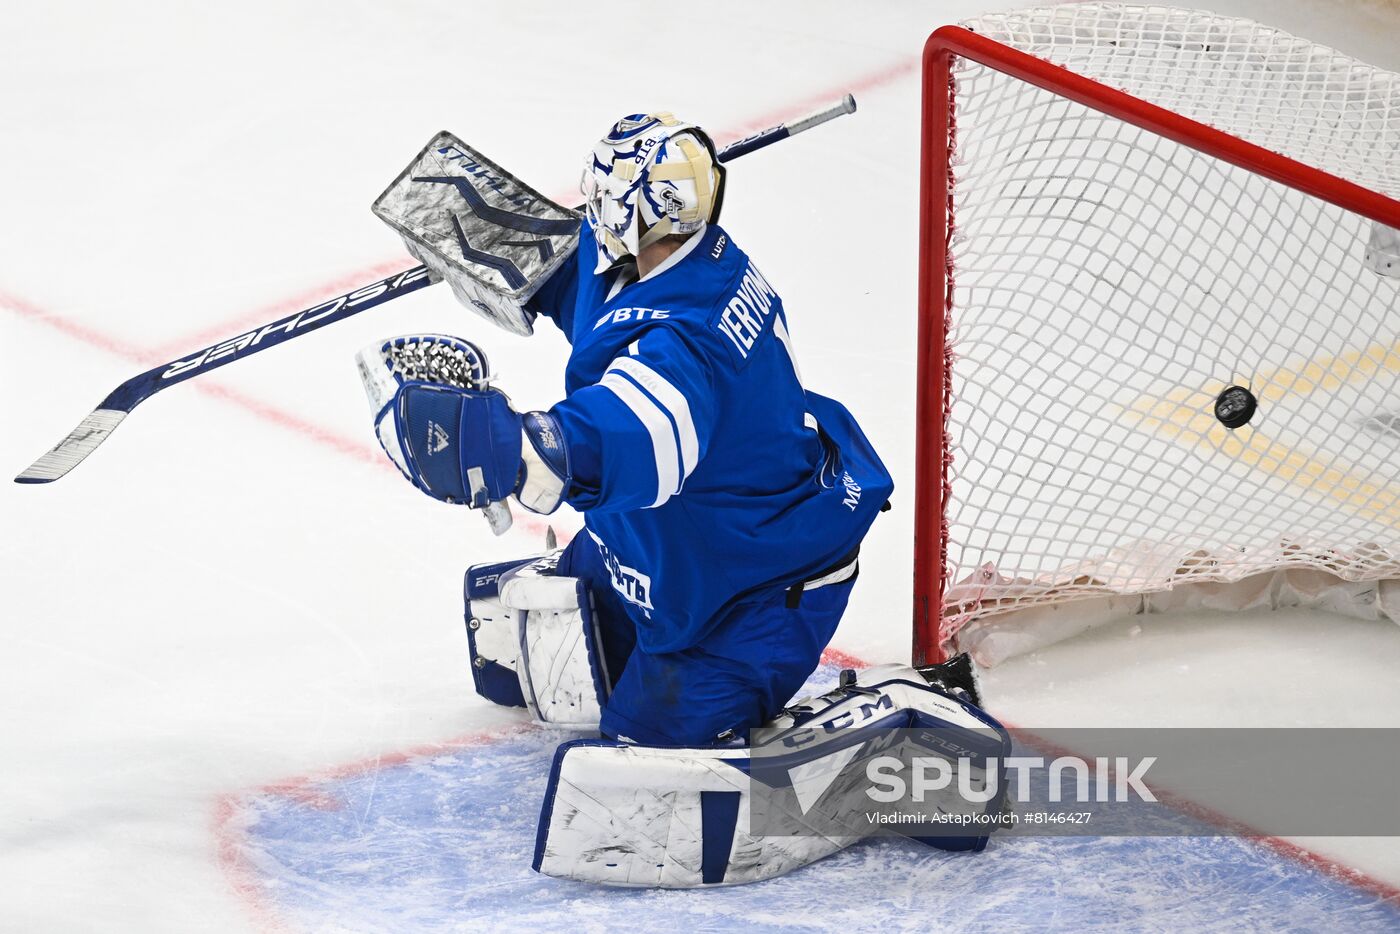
{"left": 581, "top": 112, "right": 726, "bottom": 273}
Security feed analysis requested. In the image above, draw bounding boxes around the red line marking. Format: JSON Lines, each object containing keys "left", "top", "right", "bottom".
{"left": 212, "top": 792, "right": 296, "bottom": 934}
{"left": 911, "top": 653, "right": 1400, "bottom": 900}
{"left": 3, "top": 54, "right": 921, "bottom": 535}
{"left": 713, "top": 56, "right": 919, "bottom": 144}
{"left": 46, "top": 51, "right": 1396, "bottom": 917}
{"left": 1253, "top": 837, "right": 1400, "bottom": 904}
{"left": 2, "top": 285, "right": 391, "bottom": 465}
{"left": 211, "top": 721, "right": 537, "bottom": 928}
{"left": 214, "top": 643, "right": 1400, "bottom": 914}
{"left": 153, "top": 257, "right": 417, "bottom": 357}
{"left": 659, "top": 637, "right": 1400, "bottom": 901}
{"left": 211, "top": 657, "right": 869, "bottom": 917}
{"left": 819, "top": 645, "right": 870, "bottom": 671}
{"left": 4, "top": 285, "right": 564, "bottom": 539}
{"left": 538, "top": 54, "right": 919, "bottom": 207}
{"left": 0, "top": 289, "right": 157, "bottom": 364}
{"left": 257, "top": 722, "right": 537, "bottom": 794}
{"left": 193, "top": 380, "right": 384, "bottom": 468}
{"left": 1005, "top": 723, "right": 1400, "bottom": 904}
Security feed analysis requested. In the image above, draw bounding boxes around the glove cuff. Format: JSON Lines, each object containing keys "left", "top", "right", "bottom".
{"left": 517, "top": 411, "right": 570, "bottom": 514}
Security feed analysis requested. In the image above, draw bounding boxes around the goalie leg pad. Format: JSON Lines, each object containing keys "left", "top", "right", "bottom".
{"left": 502, "top": 554, "right": 611, "bottom": 727}
{"left": 465, "top": 558, "right": 530, "bottom": 708}
{"left": 533, "top": 662, "right": 1010, "bottom": 887}
{"left": 465, "top": 551, "right": 610, "bottom": 727}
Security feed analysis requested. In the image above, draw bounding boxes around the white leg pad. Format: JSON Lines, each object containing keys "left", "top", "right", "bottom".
{"left": 465, "top": 552, "right": 609, "bottom": 728}
{"left": 533, "top": 664, "right": 1011, "bottom": 887}
{"left": 535, "top": 742, "right": 846, "bottom": 887}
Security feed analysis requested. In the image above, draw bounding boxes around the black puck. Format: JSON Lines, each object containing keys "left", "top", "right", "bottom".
{"left": 1214, "top": 385, "right": 1257, "bottom": 429}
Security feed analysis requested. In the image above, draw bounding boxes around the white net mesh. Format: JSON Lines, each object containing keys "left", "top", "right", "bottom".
{"left": 937, "top": 3, "right": 1400, "bottom": 662}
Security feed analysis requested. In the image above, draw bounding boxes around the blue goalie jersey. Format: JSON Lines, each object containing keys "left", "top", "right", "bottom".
{"left": 526, "top": 220, "right": 893, "bottom": 654}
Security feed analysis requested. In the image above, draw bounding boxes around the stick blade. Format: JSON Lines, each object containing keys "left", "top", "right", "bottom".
{"left": 15, "top": 409, "right": 127, "bottom": 483}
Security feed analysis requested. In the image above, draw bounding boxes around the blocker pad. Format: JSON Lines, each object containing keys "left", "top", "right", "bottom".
{"left": 373, "top": 132, "right": 581, "bottom": 336}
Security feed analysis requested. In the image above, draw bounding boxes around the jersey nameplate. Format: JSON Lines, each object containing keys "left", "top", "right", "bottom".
{"left": 714, "top": 263, "right": 779, "bottom": 361}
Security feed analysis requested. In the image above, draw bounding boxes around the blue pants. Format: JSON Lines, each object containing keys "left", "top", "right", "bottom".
{"left": 556, "top": 533, "right": 856, "bottom": 746}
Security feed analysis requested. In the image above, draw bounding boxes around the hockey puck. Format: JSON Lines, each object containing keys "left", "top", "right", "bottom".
{"left": 1214, "top": 385, "right": 1257, "bottom": 429}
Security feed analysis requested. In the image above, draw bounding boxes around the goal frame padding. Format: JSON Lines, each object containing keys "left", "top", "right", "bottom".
{"left": 913, "top": 25, "right": 1400, "bottom": 665}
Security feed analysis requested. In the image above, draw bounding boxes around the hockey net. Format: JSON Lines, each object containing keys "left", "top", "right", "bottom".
{"left": 915, "top": 3, "right": 1400, "bottom": 666}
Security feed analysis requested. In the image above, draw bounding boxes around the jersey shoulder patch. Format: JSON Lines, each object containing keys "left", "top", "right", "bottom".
{"left": 707, "top": 231, "right": 728, "bottom": 262}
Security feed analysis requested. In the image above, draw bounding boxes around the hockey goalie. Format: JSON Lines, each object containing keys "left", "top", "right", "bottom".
{"left": 357, "top": 113, "right": 1008, "bottom": 886}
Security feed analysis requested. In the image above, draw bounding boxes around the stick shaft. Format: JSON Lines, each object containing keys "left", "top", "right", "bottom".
{"left": 17, "top": 95, "right": 858, "bottom": 483}
{"left": 717, "top": 94, "right": 857, "bottom": 162}
{"left": 132, "top": 267, "right": 436, "bottom": 409}
{"left": 14, "top": 266, "right": 436, "bottom": 483}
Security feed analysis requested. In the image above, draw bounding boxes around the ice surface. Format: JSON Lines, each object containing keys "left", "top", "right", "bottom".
{"left": 3, "top": 1, "right": 1399, "bottom": 931}
{"left": 224, "top": 661, "right": 1400, "bottom": 933}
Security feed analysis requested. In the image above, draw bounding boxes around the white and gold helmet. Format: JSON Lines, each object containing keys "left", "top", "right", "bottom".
{"left": 581, "top": 112, "right": 726, "bottom": 273}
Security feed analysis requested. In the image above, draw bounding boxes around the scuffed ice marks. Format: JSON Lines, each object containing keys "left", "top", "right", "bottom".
{"left": 223, "top": 664, "right": 1400, "bottom": 932}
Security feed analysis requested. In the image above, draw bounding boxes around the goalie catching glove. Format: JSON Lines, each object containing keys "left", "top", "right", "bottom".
{"left": 355, "top": 334, "right": 570, "bottom": 514}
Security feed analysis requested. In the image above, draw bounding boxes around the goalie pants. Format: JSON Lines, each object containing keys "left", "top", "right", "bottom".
{"left": 555, "top": 533, "right": 857, "bottom": 746}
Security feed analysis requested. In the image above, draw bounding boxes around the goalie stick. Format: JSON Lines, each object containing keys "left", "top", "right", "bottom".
{"left": 15, "top": 94, "right": 858, "bottom": 485}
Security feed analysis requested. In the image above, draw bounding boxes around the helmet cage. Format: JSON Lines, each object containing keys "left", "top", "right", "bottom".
{"left": 581, "top": 113, "right": 726, "bottom": 272}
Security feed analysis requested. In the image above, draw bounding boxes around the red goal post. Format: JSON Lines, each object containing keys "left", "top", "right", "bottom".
{"left": 914, "top": 7, "right": 1400, "bottom": 665}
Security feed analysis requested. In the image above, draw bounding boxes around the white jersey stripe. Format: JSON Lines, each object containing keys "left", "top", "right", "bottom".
{"left": 610, "top": 367, "right": 689, "bottom": 498}
{"left": 772, "top": 314, "right": 804, "bottom": 386}
{"left": 599, "top": 371, "right": 680, "bottom": 507}
{"left": 607, "top": 356, "right": 700, "bottom": 484}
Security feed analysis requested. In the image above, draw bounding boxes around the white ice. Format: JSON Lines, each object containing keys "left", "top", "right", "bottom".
{"left": 3, "top": 1, "right": 1399, "bottom": 931}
